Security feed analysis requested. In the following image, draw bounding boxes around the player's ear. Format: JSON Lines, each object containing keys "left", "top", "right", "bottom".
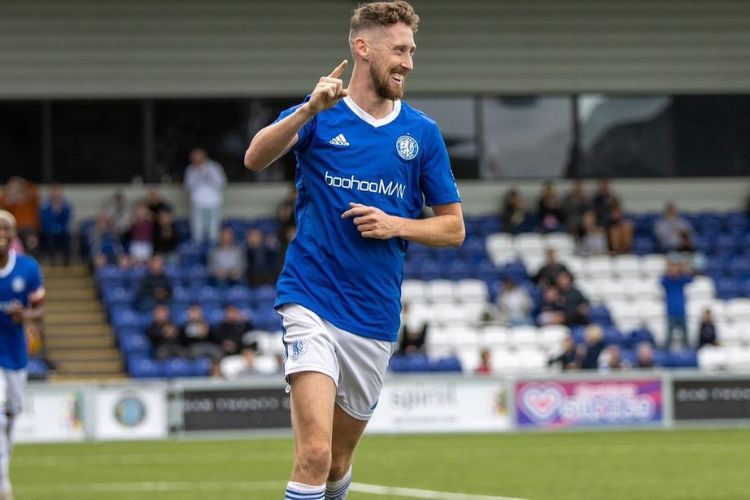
{"left": 352, "top": 37, "right": 368, "bottom": 59}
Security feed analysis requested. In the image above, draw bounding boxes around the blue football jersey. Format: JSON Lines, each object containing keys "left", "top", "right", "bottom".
{"left": 274, "top": 96, "right": 461, "bottom": 342}
{"left": 0, "top": 251, "right": 44, "bottom": 370}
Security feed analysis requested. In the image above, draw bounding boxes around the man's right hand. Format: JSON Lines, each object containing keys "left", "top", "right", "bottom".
{"left": 303, "top": 60, "right": 349, "bottom": 115}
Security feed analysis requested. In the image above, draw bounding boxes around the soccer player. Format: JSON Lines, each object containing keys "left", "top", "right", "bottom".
{"left": 244, "top": 2, "right": 464, "bottom": 499}
{"left": 0, "top": 210, "right": 45, "bottom": 500}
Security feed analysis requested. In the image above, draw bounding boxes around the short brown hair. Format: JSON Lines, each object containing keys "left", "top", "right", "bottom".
{"left": 350, "top": 1, "right": 420, "bottom": 38}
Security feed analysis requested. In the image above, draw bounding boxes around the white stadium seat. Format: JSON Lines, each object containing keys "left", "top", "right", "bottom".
{"left": 727, "top": 299, "right": 750, "bottom": 322}
{"left": 686, "top": 277, "right": 716, "bottom": 302}
{"left": 612, "top": 255, "right": 641, "bottom": 277}
{"left": 490, "top": 347, "right": 520, "bottom": 375}
{"left": 514, "top": 233, "right": 546, "bottom": 257}
{"left": 515, "top": 347, "right": 548, "bottom": 374}
{"left": 622, "top": 278, "right": 662, "bottom": 301}
{"left": 597, "top": 279, "right": 631, "bottom": 302}
{"left": 486, "top": 233, "right": 515, "bottom": 265}
{"left": 456, "top": 279, "right": 489, "bottom": 303}
{"left": 478, "top": 325, "right": 511, "bottom": 348}
{"left": 697, "top": 345, "right": 728, "bottom": 371}
{"left": 522, "top": 255, "right": 546, "bottom": 276}
{"left": 584, "top": 256, "right": 614, "bottom": 280}
{"left": 726, "top": 348, "right": 750, "bottom": 371}
{"left": 540, "top": 324, "right": 570, "bottom": 350}
{"left": 640, "top": 254, "right": 667, "bottom": 278}
{"left": 510, "top": 325, "right": 541, "bottom": 348}
{"left": 561, "top": 255, "right": 585, "bottom": 279}
{"left": 457, "top": 347, "right": 482, "bottom": 373}
{"left": 401, "top": 279, "right": 428, "bottom": 304}
{"left": 544, "top": 232, "right": 575, "bottom": 257}
{"left": 427, "top": 280, "right": 456, "bottom": 304}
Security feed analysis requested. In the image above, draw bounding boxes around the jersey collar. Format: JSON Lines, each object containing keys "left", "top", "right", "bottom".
{"left": 343, "top": 96, "right": 401, "bottom": 128}
{"left": 0, "top": 250, "right": 17, "bottom": 278}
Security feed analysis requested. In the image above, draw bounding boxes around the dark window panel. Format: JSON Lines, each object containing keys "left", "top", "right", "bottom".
{"left": 481, "top": 96, "right": 573, "bottom": 179}
{"left": 577, "top": 96, "right": 674, "bottom": 178}
{"left": 51, "top": 100, "right": 143, "bottom": 183}
{"left": 0, "top": 102, "right": 43, "bottom": 183}
{"left": 673, "top": 95, "right": 750, "bottom": 177}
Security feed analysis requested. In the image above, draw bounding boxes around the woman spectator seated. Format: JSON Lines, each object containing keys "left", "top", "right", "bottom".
{"left": 607, "top": 203, "right": 634, "bottom": 254}
{"left": 536, "top": 181, "right": 564, "bottom": 233}
{"left": 576, "top": 210, "right": 608, "bottom": 256}
{"left": 152, "top": 209, "right": 180, "bottom": 261}
{"left": 208, "top": 227, "right": 247, "bottom": 287}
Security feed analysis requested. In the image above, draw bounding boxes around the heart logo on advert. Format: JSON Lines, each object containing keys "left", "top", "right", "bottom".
{"left": 519, "top": 383, "right": 566, "bottom": 423}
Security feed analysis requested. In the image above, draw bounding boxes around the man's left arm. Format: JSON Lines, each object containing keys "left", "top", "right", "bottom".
{"left": 341, "top": 202, "right": 465, "bottom": 248}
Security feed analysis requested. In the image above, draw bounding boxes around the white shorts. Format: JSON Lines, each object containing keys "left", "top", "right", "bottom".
{"left": 0, "top": 368, "right": 27, "bottom": 416}
{"left": 279, "top": 304, "right": 395, "bottom": 421}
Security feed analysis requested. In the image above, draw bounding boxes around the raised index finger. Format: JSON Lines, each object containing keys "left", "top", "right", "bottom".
{"left": 328, "top": 59, "right": 348, "bottom": 79}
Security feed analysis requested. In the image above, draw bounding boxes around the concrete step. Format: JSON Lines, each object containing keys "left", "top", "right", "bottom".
{"left": 41, "top": 265, "right": 89, "bottom": 278}
{"left": 45, "top": 324, "right": 111, "bottom": 336}
{"left": 44, "top": 302, "right": 102, "bottom": 314}
{"left": 44, "top": 336, "right": 114, "bottom": 350}
{"left": 43, "top": 278, "right": 93, "bottom": 289}
{"left": 58, "top": 359, "right": 123, "bottom": 374}
{"left": 45, "top": 288, "right": 98, "bottom": 301}
{"left": 44, "top": 311, "right": 107, "bottom": 325}
{"left": 51, "top": 348, "right": 122, "bottom": 363}
{"left": 49, "top": 373, "right": 128, "bottom": 382}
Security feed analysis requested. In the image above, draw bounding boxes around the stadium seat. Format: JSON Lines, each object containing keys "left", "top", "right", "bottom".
{"left": 514, "top": 233, "right": 545, "bottom": 258}
{"left": 697, "top": 345, "right": 727, "bottom": 371}
{"left": 584, "top": 256, "right": 614, "bottom": 280}
{"left": 128, "top": 358, "right": 162, "bottom": 378}
{"left": 163, "top": 358, "right": 192, "bottom": 378}
{"left": 515, "top": 347, "right": 547, "bottom": 374}
{"left": 641, "top": 255, "right": 667, "bottom": 277}
{"left": 544, "top": 232, "right": 575, "bottom": 257}
{"left": 726, "top": 348, "right": 750, "bottom": 371}
{"left": 478, "top": 325, "right": 511, "bottom": 348}
{"left": 427, "top": 279, "right": 456, "bottom": 304}
{"left": 223, "top": 285, "right": 253, "bottom": 306}
{"left": 455, "top": 279, "right": 489, "bottom": 304}
{"left": 612, "top": 255, "right": 641, "bottom": 277}
{"left": 189, "top": 357, "right": 213, "bottom": 377}
{"left": 510, "top": 325, "right": 540, "bottom": 348}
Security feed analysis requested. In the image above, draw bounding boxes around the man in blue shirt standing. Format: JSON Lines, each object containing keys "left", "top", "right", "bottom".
{"left": 245, "top": 2, "right": 464, "bottom": 498}
{"left": 0, "top": 210, "right": 45, "bottom": 500}
{"left": 661, "top": 259, "right": 692, "bottom": 351}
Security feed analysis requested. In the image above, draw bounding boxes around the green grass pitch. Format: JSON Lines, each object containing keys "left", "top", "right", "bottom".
{"left": 12, "top": 428, "right": 750, "bottom": 499}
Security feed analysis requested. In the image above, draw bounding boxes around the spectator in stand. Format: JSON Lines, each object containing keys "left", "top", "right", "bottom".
{"left": 635, "top": 342, "right": 656, "bottom": 369}
{"left": 397, "top": 302, "right": 428, "bottom": 355}
{"left": 592, "top": 178, "right": 619, "bottom": 227}
{"left": 90, "top": 212, "right": 128, "bottom": 268}
{"left": 276, "top": 185, "right": 298, "bottom": 235}
{"left": 278, "top": 224, "right": 297, "bottom": 275}
{"left": 501, "top": 188, "right": 535, "bottom": 234}
{"left": 496, "top": 277, "right": 533, "bottom": 326}
{"left": 184, "top": 148, "right": 227, "bottom": 244}
{"left": 125, "top": 203, "right": 154, "bottom": 263}
{"left": 147, "top": 304, "right": 186, "bottom": 360}
{"left": 534, "top": 247, "right": 570, "bottom": 290}
{"left": 697, "top": 308, "right": 719, "bottom": 349}
{"left": 547, "top": 334, "right": 579, "bottom": 371}
{"left": 475, "top": 348, "right": 492, "bottom": 375}
{"left": 180, "top": 304, "right": 223, "bottom": 365}
{"left": 143, "top": 187, "right": 172, "bottom": 218}
{"left": 576, "top": 209, "right": 608, "bottom": 256}
{"left": 661, "top": 259, "right": 692, "bottom": 351}
{"left": 654, "top": 202, "right": 695, "bottom": 253}
{"left": 561, "top": 179, "right": 592, "bottom": 235}
{"left": 245, "top": 228, "right": 276, "bottom": 286}
{"left": 537, "top": 286, "right": 566, "bottom": 326}
{"left": 152, "top": 210, "right": 179, "bottom": 261}
{"left": 102, "top": 190, "right": 130, "bottom": 238}
{"left": 0, "top": 176, "right": 40, "bottom": 256}
{"left": 578, "top": 324, "right": 605, "bottom": 370}
{"left": 607, "top": 202, "right": 634, "bottom": 254}
{"left": 209, "top": 227, "right": 247, "bottom": 287}
{"left": 39, "top": 184, "right": 72, "bottom": 266}
{"left": 135, "top": 254, "right": 172, "bottom": 311}
{"left": 536, "top": 181, "right": 564, "bottom": 233}
{"left": 215, "top": 304, "right": 254, "bottom": 357}
{"left": 599, "top": 345, "right": 626, "bottom": 371}
{"left": 556, "top": 271, "right": 590, "bottom": 326}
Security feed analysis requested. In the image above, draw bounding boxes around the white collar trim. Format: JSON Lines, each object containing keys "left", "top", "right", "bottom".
{"left": 343, "top": 96, "right": 401, "bottom": 128}
{"left": 0, "top": 250, "right": 17, "bottom": 278}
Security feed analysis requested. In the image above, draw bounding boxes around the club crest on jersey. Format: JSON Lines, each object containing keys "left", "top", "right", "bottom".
{"left": 290, "top": 339, "right": 308, "bottom": 360}
{"left": 11, "top": 277, "right": 25, "bottom": 293}
{"left": 396, "top": 135, "right": 419, "bottom": 160}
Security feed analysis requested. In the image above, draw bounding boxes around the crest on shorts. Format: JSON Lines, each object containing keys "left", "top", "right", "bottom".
{"left": 396, "top": 135, "right": 418, "bottom": 160}
{"left": 11, "top": 277, "right": 25, "bottom": 293}
{"left": 290, "top": 339, "right": 308, "bottom": 360}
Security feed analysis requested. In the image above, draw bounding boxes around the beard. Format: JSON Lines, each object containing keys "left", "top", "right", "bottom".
{"left": 370, "top": 64, "right": 405, "bottom": 100}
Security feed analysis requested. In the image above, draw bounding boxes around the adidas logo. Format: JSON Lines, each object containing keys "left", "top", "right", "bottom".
{"left": 329, "top": 134, "right": 350, "bottom": 146}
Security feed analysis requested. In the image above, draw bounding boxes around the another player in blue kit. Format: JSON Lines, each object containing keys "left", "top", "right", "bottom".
{"left": 244, "top": 2, "right": 464, "bottom": 499}
{"left": 0, "top": 210, "right": 45, "bottom": 500}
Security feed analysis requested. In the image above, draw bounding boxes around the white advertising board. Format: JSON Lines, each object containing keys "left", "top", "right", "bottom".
{"left": 368, "top": 378, "right": 510, "bottom": 434}
{"left": 93, "top": 386, "right": 168, "bottom": 440}
{"left": 16, "top": 390, "right": 85, "bottom": 443}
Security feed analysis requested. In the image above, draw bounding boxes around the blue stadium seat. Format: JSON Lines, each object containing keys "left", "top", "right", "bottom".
{"left": 431, "top": 356, "right": 462, "bottom": 372}
{"left": 193, "top": 285, "right": 222, "bottom": 306}
{"left": 627, "top": 328, "right": 656, "bottom": 348}
{"left": 189, "top": 357, "right": 213, "bottom": 377}
{"left": 120, "top": 332, "right": 152, "bottom": 357}
{"left": 664, "top": 350, "right": 698, "bottom": 369}
{"left": 185, "top": 265, "right": 210, "bottom": 287}
{"left": 111, "top": 308, "right": 146, "bottom": 330}
{"left": 163, "top": 358, "right": 192, "bottom": 378}
{"left": 223, "top": 285, "right": 253, "bottom": 307}
{"left": 102, "top": 286, "right": 135, "bottom": 307}
{"left": 95, "top": 265, "right": 126, "bottom": 289}
{"left": 418, "top": 259, "right": 443, "bottom": 281}
{"left": 602, "top": 326, "right": 624, "bottom": 346}
{"left": 589, "top": 305, "right": 613, "bottom": 326}
{"left": 128, "top": 357, "right": 162, "bottom": 378}
{"left": 26, "top": 358, "right": 49, "bottom": 380}
{"left": 447, "top": 260, "right": 473, "bottom": 281}
{"left": 633, "top": 237, "right": 657, "bottom": 255}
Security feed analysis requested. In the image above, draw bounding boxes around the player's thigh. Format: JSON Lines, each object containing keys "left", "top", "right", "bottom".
{"left": 289, "top": 371, "right": 337, "bottom": 448}
{"left": 5, "top": 370, "right": 25, "bottom": 416}
{"left": 331, "top": 403, "right": 368, "bottom": 461}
